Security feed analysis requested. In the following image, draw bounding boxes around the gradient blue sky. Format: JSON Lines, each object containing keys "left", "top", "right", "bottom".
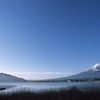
{"left": 0, "top": 0, "right": 100, "bottom": 80}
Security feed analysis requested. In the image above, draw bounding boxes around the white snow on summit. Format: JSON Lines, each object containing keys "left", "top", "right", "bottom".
{"left": 86, "top": 63, "right": 100, "bottom": 72}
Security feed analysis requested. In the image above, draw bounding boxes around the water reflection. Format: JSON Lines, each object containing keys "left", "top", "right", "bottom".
{"left": 0, "top": 82, "right": 100, "bottom": 93}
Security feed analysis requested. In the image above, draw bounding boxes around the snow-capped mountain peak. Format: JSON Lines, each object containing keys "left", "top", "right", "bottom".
{"left": 53, "top": 63, "right": 100, "bottom": 80}
{"left": 86, "top": 63, "right": 100, "bottom": 72}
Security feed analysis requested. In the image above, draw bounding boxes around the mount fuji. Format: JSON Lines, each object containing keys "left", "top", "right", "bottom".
{"left": 57, "top": 63, "right": 100, "bottom": 80}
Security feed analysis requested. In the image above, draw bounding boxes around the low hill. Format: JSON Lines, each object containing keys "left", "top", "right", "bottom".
{"left": 0, "top": 73, "right": 26, "bottom": 82}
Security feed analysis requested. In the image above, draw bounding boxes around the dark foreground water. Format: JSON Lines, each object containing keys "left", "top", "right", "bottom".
{"left": 0, "top": 82, "right": 100, "bottom": 93}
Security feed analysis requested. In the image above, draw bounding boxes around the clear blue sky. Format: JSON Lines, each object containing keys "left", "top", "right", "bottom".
{"left": 0, "top": 0, "right": 100, "bottom": 80}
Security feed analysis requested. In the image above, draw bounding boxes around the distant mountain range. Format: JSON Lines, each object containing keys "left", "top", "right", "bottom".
{"left": 0, "top": 73, "right": 26, "bottom": 82}
{"left": 1, "top": 63, "right": 100, "bottom": 82}
{"left": 56, "top": 63, "right": 100, "bottom": 80}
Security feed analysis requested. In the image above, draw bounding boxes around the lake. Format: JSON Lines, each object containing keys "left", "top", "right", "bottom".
{"left": 0, "top": 82, "right": 100, "bottom": 93}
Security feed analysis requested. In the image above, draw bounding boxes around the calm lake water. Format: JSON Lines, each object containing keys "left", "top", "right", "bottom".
{"left": 0, "top": 82, "right": 100, "bottom": 93}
